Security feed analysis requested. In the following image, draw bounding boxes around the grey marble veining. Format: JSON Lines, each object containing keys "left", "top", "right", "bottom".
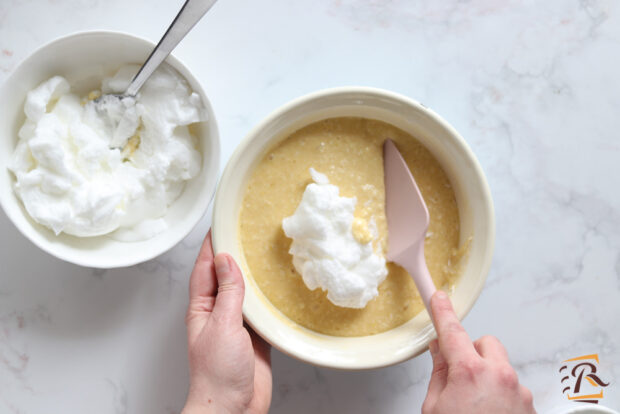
{"left": 1, "top": 0, "right": 619, "bottom": 412}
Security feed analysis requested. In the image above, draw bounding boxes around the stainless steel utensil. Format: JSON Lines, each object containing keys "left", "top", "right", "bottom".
{"left": 99, "top": 0, "right": 217, "bottom": 101}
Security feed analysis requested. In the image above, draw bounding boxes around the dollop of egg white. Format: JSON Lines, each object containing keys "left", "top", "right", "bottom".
{"left": 9, "top": 64, "right": 205, "bottom": 240}
{"left": 282, "top": 168, "right": 388, "bottom": 308}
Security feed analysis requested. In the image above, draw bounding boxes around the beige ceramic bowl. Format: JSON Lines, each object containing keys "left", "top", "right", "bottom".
{"left": 0, "top": 31, "right": 220, "bottom": 268}
{"left": 212, "top": 87, "right": 494, "bottom": 369}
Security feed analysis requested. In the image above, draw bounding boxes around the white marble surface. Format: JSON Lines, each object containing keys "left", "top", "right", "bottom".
{"left": 1, "top": 0, "right": 619, "bottom": 413}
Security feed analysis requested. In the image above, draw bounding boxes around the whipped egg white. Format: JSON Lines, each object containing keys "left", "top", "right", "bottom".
{"left": 9, "top": 64, "right": 205, "bottom": 240}
{"left": 282, "top": 168, "right": 388, "bottom": 308}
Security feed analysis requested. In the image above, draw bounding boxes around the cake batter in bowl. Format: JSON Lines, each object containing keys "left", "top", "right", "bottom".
{"left": 213, "top": 87, "right": 494, "bottom": 369}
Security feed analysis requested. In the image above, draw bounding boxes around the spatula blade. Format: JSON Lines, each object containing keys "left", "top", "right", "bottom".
{"left": 383, "top": 139, "right": 430, "bottom": 261}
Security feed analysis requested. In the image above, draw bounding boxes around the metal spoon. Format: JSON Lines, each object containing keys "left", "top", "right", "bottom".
{"left": 98, "top": 0, "right": 217, "bottom": 102}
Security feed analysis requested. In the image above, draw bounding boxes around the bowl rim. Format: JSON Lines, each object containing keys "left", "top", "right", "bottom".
{"left": 213, "top": 86, "right": 495, "bottom": 369}
{"left": 0, "top": 30, "right": 221, "bottom": 268}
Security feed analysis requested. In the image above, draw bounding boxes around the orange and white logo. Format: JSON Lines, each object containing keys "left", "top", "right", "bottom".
{"left": 560, "top": 354, "right": 610, "bottom": 404}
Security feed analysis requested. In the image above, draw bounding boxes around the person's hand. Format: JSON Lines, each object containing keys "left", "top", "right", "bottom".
{"left": 422, "top": 291, "right": 536, "bottom": 414}
{"left": 183, "top": 231, "right": 272, "bottom": 414}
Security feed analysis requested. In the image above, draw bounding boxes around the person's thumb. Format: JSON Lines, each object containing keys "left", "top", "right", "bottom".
{"left": 211, "top": 253, "right": 245, "bottom": 327}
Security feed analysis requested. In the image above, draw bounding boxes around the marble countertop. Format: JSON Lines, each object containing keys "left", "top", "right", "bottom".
{"left": 1, "top": 0, "right": 619, "bottom": 413}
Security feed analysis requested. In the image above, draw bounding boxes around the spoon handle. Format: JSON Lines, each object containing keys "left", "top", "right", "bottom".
{"left": 125, "top": 0, "right": 218, "bottom": 96}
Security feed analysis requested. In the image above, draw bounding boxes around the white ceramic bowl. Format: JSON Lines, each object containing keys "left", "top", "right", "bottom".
{"left": 213, "top": 87, "right": 494, "bottom": 369}
{"left": 546, "top": 405, "right": 620, "bottom": 414}
{"left": 0, "top": 31, "right": 220, "bottom": 268}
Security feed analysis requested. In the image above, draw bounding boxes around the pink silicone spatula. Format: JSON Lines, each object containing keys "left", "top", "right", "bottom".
{"left": 383, "top": 139, "right": 437, "bottom": 318}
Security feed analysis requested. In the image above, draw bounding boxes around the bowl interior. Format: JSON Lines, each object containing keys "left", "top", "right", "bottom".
{"left": 213, "top": 88, "right": 494, "bottom": 369}
{"left": 0, "top": 32, "right": 220, "bottom": 268}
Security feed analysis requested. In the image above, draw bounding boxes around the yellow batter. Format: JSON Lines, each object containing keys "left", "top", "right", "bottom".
{"left": 239, "top": 117, "right": 463, "bottom": 336}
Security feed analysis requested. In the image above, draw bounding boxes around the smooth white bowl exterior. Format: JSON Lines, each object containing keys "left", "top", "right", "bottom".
{"left": 546, "top": 406, "right": 620, "bottom": 414}
{"left": 0, "top": 32, "right": 220, "bottom": 268}
{"left": 213, "top": 87, "right": 494, "bottom": 369}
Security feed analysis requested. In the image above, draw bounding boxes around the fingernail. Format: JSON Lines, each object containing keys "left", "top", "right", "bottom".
{"left": 435, "top": 290, "right": 448, "bottom": 301}
{"left": 214, "top": 254, "right": 230, "bottom": 274}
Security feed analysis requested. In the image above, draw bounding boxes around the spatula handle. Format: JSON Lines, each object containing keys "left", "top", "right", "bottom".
{"left": 398, "top": 243, "right": 436, "bottom": 320}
